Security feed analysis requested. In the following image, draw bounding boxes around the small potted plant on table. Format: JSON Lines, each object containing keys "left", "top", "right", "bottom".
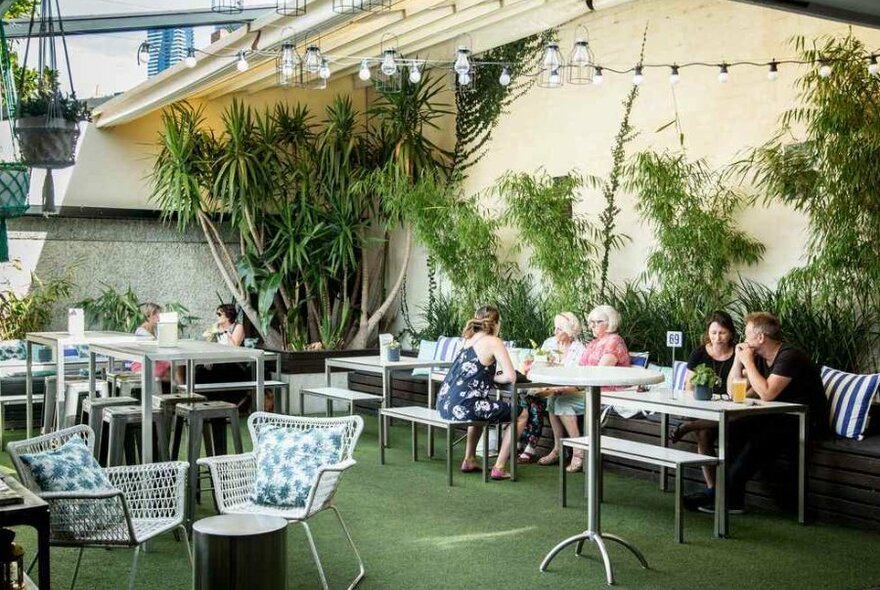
{"left": 690, "top": 364, "right": 719, "bottom": 401}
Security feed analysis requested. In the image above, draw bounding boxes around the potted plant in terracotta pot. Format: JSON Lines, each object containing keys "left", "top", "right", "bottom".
{"left": 690, "top": 363, "right": 719, "bottom": 401}
{"left": 14, "top": 74, "right": 91, "bottom": 169}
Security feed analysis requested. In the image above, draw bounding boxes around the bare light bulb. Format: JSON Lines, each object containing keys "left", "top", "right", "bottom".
{"left": 548, "top": 68, "right": 561, "bottom": 87}
{"left": 718, "top": 64, "right": 729, "bottom": 83}
{"left": 669, "top": 65, "right": 680, "bottom": 85}
{"left": 380, "top": 49, "right": 397, "bottom": 76}
{"left": 768, "top": 61, "right": 779, "bottom": 81}
{"left": 870, "top": 56, "right": 880, "bottom": 76}
{"left": 318, "top": 60, "right": 331, "bottom": 80}
{"left": 593, "top": 66, "right": 604, "bottom": 85}
{"left": 408, "top": 63, "right": 422, "bottom": 84}
{"left": 819, "top": 62, "right": 832, "bottom": 78}
{"left": 184, "top": 47, "right": 197, "bottom": 69}
{"left": 453, "top": 47, "right": 471, "bottom": 75}
{"left": 358, "top": 59, "right": 371, "bottom": 81}
{"left": 499, "top": 66, "right": 511, "bottom": 87}
{"left": 632, "top": 65, "right": 643, "bottom": 86}
{"left": 236, "top": 51, "right": 249, "bottom": 72}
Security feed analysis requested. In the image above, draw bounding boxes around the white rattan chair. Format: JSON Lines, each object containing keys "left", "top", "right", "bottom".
{"left": 198, "top": 412, "right": 365, "bottom": 590}
{"left": 7, "top": 424, "right": 191, "bottom": 590}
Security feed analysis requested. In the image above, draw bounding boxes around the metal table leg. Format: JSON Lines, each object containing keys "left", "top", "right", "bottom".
{"left": 510, "top": 384, "right": 517, "bottom": 481}
{"left": 798, "top": 410, "right": 807, "bottom": 524}
{"left": 660, "top": 413, "right": 669, "bottom": 491}
{"left": 716, "top": 414, "right": 728, "bottom": 538}
{"left": 540, "top": 385, "right": 648, "bottom": 585}
{"left": 25, "top": 340, "right": 33, "bottom": 438}
{"left": 142, "top": 359, "right": 154, "bottom": 463}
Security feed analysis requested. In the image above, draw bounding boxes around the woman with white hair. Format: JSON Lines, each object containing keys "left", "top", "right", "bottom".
{"left": 516, "top": 312, "right": 585, "bottom": 463}
{"left": 544, "top": 304, "right": 630, "bottom": 472}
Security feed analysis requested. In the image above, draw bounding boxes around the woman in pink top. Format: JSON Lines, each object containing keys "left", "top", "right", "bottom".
{"left": 544, "top": 305, "right": 630, "bottom": 473}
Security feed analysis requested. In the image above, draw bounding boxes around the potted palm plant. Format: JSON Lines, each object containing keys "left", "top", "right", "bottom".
{"left": 691, "top": 363, "right": 719, "bottom": 401}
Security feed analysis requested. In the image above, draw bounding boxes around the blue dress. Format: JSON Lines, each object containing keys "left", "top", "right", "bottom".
{"left": 436, "top": 345, "right": 512, "bottom": 422}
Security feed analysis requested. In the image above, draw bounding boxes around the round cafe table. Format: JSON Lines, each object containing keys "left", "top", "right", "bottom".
{"left": 528, "top": 365, "right": 664, "bottom": 586}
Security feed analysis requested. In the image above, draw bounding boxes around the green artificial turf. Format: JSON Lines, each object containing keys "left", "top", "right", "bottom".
{"left": 3, "top": 416, "right": 880, "bottom": 590}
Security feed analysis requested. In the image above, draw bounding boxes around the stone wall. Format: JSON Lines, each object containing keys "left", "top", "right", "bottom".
{"left": 5, "top": 215, "right": 237, "bottom": 335}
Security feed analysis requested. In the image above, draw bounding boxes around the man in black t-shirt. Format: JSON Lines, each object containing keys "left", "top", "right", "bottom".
{"left": 705, "top": 312, "right": 829, "bottom": 513}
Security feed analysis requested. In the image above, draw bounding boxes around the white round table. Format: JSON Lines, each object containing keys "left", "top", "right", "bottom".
{"left": 528, "top": 365, "right": 664, "bottom": 586}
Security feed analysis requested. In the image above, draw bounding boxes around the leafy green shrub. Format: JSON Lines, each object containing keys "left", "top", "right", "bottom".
{"left": 78, "top": 283, "right": 198, "bottom": 334}
{"left": 0, "top": 270, "right": 72, "bottom": 340}
{"left": 492, "top": 275, "right": 553, "bottom": 347}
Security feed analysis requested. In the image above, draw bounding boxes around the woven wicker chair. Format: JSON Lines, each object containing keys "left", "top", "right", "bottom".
{"left": 198, "top": 412, "right": 365, "bottom": 590}
{"left": 7, "top": 424, "right": 190, "bottom": 590}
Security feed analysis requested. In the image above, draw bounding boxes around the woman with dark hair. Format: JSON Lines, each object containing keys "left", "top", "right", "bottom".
{"left": 674, "top": 310, "right": 737, "bottom": 510}
{"left": 436, "top": 305, "right": 519, "bottom": 480}
{"left": 194, "top": 303, "right": 250, "bottom": 398}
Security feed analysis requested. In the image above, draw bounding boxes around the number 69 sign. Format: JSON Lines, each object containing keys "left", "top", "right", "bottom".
{"left": 666, "top": 331, "right": 683, "bottom": 348}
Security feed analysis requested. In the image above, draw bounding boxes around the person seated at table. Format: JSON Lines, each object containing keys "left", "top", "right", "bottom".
{"left": 516, "top": 312, "right": 585, "bottom": 464}
{"left": 544, "top": 305, "right": 630, "bottom": 473}
{"left": 436, "top": 305, "right": 519, "bottom": 480}
{"left": 190, "top": 304, "right": 252, "bottom": 405}
{"left": 130, "top": 302, "right": 171, "bottom": 387}
{"left": 671, "top": 311, "right": 736, "bottom": 510}
{"left": 692, "top": 312, "right": 828, "bottom": 514}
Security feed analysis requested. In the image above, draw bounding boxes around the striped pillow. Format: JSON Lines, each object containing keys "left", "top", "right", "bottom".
{"left": 821, "top": 366, "right": 880, "bottom": 440}
{"left": 435, "top": 336, "right": 464, "bottom": 362}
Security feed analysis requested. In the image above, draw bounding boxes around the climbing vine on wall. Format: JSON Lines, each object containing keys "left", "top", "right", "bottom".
{"left": 452, "top": 29, "right": 556, "bottom": 176}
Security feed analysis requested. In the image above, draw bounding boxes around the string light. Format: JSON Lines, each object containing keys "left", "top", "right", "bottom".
{"left": 453, "top": 47, "right": 471, "bottom": 75}
{"left": 304, "top": 45, "right": 322, "bottom": 73}
{"left": 768, "top": 60, "right": 779, "bottom": 81}
{"left": 236, "top": 50, "right": 249, "bottom": 72}
{"left": 819, "top": 60, "right": 832, "bottom": 77}
{"left": 184, "top": 47, "right": 197, "bottom": 69}
{"left": 499, "top": 66, "right": 511, "bottom": 87}
{"left": 408, "top": 62, "right": 422, "bottom": 84}
{"left": 318, "top": 59, "right": 331, "bottom": 80}
{"left": 669, "top": 64, "right": 680, "bottom": 85}
{"left": 358, "top": 59, "right": 371, "bottom": 81}
{"left": 592, "top": 66, "right": 603, "bottom": 85}
{"left": 380, "top": 49, "right": 397, "bottom": 76}
{"left": 869, "top": 55, "right": 879, "bottom": 76}
{"left": 632, "top": 65, "right": 643, "bottom": 86}
{"left": 718, "top": 63, "right": 729, "bottom": 83}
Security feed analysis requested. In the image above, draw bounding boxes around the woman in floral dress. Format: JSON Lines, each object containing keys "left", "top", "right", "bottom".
{"left": 436, "top": 306, "right": 519, "bottom": 479}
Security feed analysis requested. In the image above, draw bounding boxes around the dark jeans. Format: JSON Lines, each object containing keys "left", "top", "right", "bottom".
{"left": 725, "top": 415, "right": 798, "bottom": 504}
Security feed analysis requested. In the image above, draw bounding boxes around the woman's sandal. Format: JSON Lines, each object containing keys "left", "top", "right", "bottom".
{"left": 490, "top": 467, "right": 511, "bottom": 480}
{"left": 517, "top": 451, "right": 536, "bottom": 464}
{"left": 460, "top": 460, "right": 480, "bottom": 473}
{"left": 537, "top": 449, "right": 560, "bottom": 466}
{"left": 566, "top": 454, "right": 584, "bottom": 473}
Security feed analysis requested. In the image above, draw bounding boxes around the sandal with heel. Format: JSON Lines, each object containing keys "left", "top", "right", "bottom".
{"left": 537, "top": 449, "right": 560, "bottom": 466}
{"left": 566, "top": 454, "right": 584, "bottom": 473}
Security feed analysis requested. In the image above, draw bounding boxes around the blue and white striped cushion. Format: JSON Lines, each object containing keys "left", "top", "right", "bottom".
{"left": 821, "top": 366, "right": 879, "bottom": 440}
{"left": 672, "top": 360, "right": 688, "bottom": 391}
{"left": 435, "top": 336, "right": 464, "bottom": 362}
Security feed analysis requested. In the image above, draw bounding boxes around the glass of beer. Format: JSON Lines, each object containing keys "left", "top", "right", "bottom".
{"left": 731, "top": 378, "right": 748, "bottom": 403}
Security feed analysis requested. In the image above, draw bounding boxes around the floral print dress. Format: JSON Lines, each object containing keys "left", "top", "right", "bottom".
{"left": 436, "top": 345, "right": 512, "bottom": 422}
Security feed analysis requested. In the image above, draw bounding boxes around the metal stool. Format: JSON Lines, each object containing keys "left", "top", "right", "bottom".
{"left": 107, "top": 371, "right": 143, "bottom": 398}
{"left": 81, "top": 395, "right": 138, "bottom": 463}
{"left": 63, "top": 380, "right": 109, "bottom": 430}
{"left": 153, "top": 393, "right": 208, "bottom": 452}
{"left": 172, "top": 401, "right": 243, "bottom": 517}
{"left": 103, "top": 405, "right": 170, "bottom": 467}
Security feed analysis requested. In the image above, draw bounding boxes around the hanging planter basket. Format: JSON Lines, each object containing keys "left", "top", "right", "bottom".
{"left": 14, "top": 116, "right": 80, "bottom": 169}
{"left": 0, "top": 162, "right": 31, "bottom": 262}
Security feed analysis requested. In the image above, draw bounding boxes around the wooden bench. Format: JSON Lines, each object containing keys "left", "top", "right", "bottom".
{"left": 177, "top": 380, "right": 289, "bottom": 413}
{"left": 562, "top": 435, "right": 719, "bottom": 543}
{"left": 299, "top": 386, "right": 382, "bottom": 417}
{"left": 380, "top": 406, "right": 500, "bottom": 486}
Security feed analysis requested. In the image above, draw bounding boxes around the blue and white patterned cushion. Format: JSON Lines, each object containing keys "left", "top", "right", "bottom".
{"left": 0, "top": 340, "right": 26, "bottom": 362}
{"left": 252, "top": 425, "right": 346, "bottom": 508}
{"left": 821, "top": 366, "right": 880, "bottom": 440}
{"left": 19, "top": 436, "right": 113, "bottom": 492}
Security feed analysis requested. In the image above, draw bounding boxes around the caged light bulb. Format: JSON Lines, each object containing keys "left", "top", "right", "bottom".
{"left": 458, "top": 72, "right": 471, "bottom": 86}
{"left": 548, "top": 68, "right": 561, "bottom": 86}
{"left": 381, "top": 49, "right": 397, "bottom": 76}
{"left": 571, "top": 40, "right": 590, "bottom": 67}
{"left": 304, "top": 45, "right": 322, "bottom": 73}
{"left": 358, "top": 59, "right": 371, "bottom": 81}
{"left": 236, "top": 51, "right": 249, "bottom": 72}
{"left": 499, "top": 66, "right": 511, "bottom": 87}
{"left": 408, "top": 63, "right": 422, "bottom": 84}
{"left": 542, "top": 42, "right": 561, "bottom": 70}
{"left": 453, "top": 46, "right": 471, "bottom": 75}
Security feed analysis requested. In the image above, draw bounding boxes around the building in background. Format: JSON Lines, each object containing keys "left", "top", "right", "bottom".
{"left": 146, "top": 28, "right": 194, "bottom": 77}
